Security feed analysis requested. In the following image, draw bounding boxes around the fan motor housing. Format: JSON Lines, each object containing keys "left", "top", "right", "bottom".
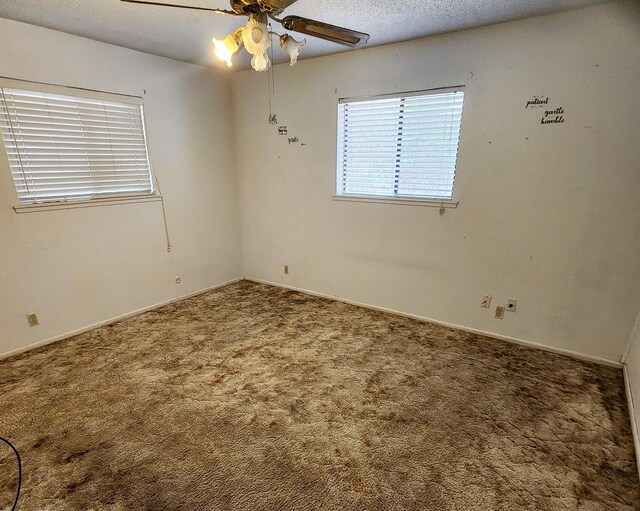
{"left": 231, "top": 0, "right": 282, "bottom": 15}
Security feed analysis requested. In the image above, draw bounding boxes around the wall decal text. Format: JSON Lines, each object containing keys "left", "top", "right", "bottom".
{"left": 526, "top": 96, "right": 549, "bottom": 109}
{"left": 541, "top": 107, "right": 565, "bottom": 125}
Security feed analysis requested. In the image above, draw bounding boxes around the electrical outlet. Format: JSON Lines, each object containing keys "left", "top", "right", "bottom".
{"left": 481, "top": 295, "right": 492, "bottom": 308}
{"left": 506, "top": 299, "right": 517, "bottom": 312}
{"left": 494, "top": 306, "right": 505, "bottom": 319}
{"left": 284, "top": 265, "right": 289, "bottom": 275}
{"left": 26, "top": 313, "right": 39, "bottom": 327}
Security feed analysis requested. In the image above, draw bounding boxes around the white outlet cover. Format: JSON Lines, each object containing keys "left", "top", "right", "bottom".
{"left": 506, "top": 299, "right": 517, "bottom": 312}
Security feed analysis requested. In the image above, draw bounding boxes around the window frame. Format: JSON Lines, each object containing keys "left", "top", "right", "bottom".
{"left": 0, "top": 77, "right": 159, "bottom": 213}
{"left": 334, "top": 85, "right": 465, "bottom": 208}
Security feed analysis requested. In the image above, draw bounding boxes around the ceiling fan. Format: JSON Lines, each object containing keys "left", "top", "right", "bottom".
{"left": 120, "top": 0, "right": 370, "bottom": 71}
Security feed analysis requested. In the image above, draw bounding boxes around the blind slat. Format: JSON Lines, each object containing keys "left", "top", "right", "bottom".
{"left": 7, "top": 156, "right": 149, "bottom": 162}
{"left": 0, "top": 124, "right": 145, "bottom": 135}
{"left": 0, "top": 108, "right": 143, "bottom": 122}
{"left": 5, "top": 142, "right": 147, "bottom": 148}
{"left": 9, "top": 161, "right": 150, "bottom": 169}
{"left": 5, "top": 150, "right": 148, "bottom": 155}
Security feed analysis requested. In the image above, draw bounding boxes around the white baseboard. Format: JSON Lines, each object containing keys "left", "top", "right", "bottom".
{"left": 0, "top": 277, "right": 243, "bottom": 361}
{"left": 246, "top": 277, "right": 621, "bottom": 368}
{"left": 623, "top": 365, "right": 640, "bottom": 478}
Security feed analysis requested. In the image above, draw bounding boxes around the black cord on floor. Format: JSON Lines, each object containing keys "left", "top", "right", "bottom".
{"left": 0, "top": 436, "right": 21, "bottom": 511}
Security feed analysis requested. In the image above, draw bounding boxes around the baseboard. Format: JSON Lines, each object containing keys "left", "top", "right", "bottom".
{"left": 246, "top": 277, "right": 621, "bottom": 368}
{"left": 0, "top": 277, "right": 243, "bottom": 361}
{"left": 4, "top": 274, "right": 622, "bottom": 369}
{"left": 623, "top": 365, "right": 640, "bottom": 478}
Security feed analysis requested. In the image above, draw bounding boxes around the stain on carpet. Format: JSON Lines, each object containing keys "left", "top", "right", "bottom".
{"left": 0, "top": 280, "right": 638, "bottom": 510}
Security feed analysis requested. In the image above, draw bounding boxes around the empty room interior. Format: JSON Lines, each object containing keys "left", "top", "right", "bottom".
{"left": 1, "top": 0, "right": 640, "bottom": 509}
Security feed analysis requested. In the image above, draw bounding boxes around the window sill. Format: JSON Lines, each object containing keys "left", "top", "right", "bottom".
{"left": 13, "top": 194, "right": 162, "bottom": 214}
{"left": 332, "top": 195, "right": 458, "bottom": 208}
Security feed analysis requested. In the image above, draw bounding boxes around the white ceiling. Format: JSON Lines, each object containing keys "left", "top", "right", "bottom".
{"left": 0, "top": 0, "right": 612, "bottom": 70}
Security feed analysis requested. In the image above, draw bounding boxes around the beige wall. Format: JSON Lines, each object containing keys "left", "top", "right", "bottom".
{"left": 625, "top": 308, "right": 640, "bottom": 472}
{"left": 628, "top": 309, "right": 640, "bottom": 369}
{"left": 0, "top": 19, "right": 243, "bottom": 356}
{"left": 232, "top": 1, "right": 640, "bottom": 363}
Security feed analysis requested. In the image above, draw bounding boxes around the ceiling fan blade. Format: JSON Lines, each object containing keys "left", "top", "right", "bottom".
{"left": 280, "top": 16, "right": 369, "bottom": 48}
{"left": 120, "top": 0, "right": 240, "bottom": 15}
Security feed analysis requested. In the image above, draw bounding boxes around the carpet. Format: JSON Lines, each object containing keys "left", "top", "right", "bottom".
{"left": 0, "top": 280, "right": 638, "bottom": 510}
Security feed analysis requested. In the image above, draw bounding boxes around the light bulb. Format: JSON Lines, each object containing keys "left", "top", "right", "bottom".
{"left": 280, "top": 35, "right": 306, "bottom": 66}
{"left": 251, "top": 52, "right": 271, "bottom": 72}
{"left": 212, "top": 34, "right": 239, "bottom": 68}
{"left": 251, "top": 26, "right": 265, "bottom": 45}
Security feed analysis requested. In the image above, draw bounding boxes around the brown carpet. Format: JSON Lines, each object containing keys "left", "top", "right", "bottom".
{"left": 0, "top": 280, "right": 638, "bottom": 510}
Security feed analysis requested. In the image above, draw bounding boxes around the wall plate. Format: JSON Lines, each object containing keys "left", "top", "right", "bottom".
{"left": 26, "top": 313, "right": 39, "bottom": 327}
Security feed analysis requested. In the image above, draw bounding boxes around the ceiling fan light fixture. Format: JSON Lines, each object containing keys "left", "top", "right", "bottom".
{"left": 279, "top": 34, "right": 306, "bottom": 66}
{"left": 127, "top": 0, "right": 370, "bottom": 72}
{"left": 242, "top": 16, "right": 271, "bottom": 55}
{"left": 212, "top": 32, "right": 242, "bottom": 67}
{"left": 251, "top": 52, "right": 271, "bottom": 72}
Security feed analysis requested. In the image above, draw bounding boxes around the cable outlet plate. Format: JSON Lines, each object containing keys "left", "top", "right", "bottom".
{"left": 494, "top": 306, "right": 505, "bottom": 319}
{"left": 506, "top": 299, "right": 517, "bottom": 312}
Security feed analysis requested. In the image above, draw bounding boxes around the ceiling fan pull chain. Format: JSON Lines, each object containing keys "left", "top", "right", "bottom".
{"left": 270, "top": 24, "right": 276, "bottom": 94}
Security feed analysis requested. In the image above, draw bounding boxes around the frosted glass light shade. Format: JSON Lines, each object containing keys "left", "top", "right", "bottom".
{"left": 212, "top": 34, "right": 240, "bottom": 67}
{"left": 242, "top": 18, "right": 271, "bottom": 55}
{"left": 280, "top": 35, "right": 306, "bottom": 66}
{"left": 251, "top": 52, "right": 271, "bottom": 72}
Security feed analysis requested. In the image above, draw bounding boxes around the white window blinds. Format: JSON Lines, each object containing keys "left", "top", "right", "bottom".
{"left": 337, "top": 87, "right": 465, "bottom": 200}
{"left": 0, "top": 84, "right": 154, "bottom": 204}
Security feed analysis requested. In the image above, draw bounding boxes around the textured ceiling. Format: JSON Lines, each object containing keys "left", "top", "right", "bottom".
{"left": 0, "top": 0, "right": 613, "bottom": 70}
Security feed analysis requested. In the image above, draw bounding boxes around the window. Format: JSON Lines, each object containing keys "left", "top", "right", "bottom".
{"left": 0, "top": 81, "right": 154, "bottom": 205}
{"left": 336, "top": 86, "right": 465, "bottom": 202}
